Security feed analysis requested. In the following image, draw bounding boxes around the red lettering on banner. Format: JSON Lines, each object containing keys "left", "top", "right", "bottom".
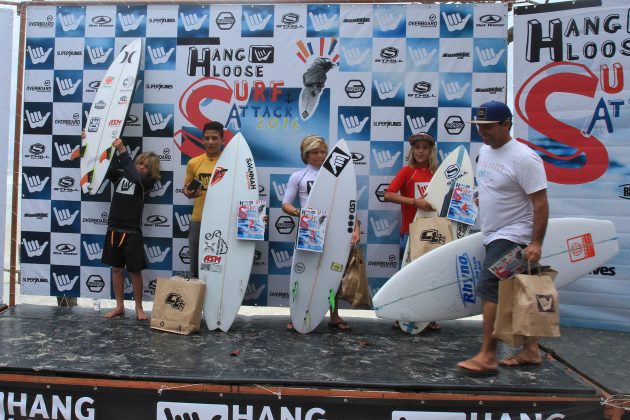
{"left": 515, "top": 61, "right": 608, "bottom": 184}
{"left": 599, "top": 63, "right": 623, "bottom": 94}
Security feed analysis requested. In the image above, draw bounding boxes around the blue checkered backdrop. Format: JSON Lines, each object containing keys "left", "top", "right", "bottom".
{"left": 20, "top": 3, "right": 507, "bottom": 305}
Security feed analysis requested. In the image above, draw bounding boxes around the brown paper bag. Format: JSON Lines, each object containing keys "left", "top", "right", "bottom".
{"left": 150, "top": 276, "right": 205, "bottom": 335}
{"left": 493, "top": 276, "right": 526, "bottom": 347}
{"left": 493, "top": 269, "right": 559, "bottom": 346}
{"left": 512, "top": 269, "right": 560, "bottom": 338}
{"left": 408, "top": 217, "right": 453, "bottom": 261}
{"left": 340, "top": 245, "right": 371, "bottom": 309}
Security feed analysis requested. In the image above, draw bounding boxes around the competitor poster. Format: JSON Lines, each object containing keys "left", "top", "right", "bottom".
{"left": 20, "top": 3, "right": 507, "bottom": 305}
{"left": 513, "top": 0, "right": 630, "bottom": 331}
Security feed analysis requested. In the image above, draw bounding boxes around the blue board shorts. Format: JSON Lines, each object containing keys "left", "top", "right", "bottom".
{"left": 476, "top": 239, "right": 526, "bottom": 303}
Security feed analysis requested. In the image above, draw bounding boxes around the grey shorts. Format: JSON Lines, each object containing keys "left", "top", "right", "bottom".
{"left": 476, "top": 239, "right": 526, "bottom": 303}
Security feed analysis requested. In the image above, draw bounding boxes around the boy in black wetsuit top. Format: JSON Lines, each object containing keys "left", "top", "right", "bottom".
{"left": 99, "top": 137, "right": 161, "bottom": 320}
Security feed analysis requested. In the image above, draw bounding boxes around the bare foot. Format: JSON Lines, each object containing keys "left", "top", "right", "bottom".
{"left": 136, "top": 309, "right": 148, "bottom": 321}
{"left": 105, "top": 307, "right": 125, "bottom": 318}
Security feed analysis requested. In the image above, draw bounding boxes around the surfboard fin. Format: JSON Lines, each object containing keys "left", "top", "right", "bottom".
{"left": 99, "top": 147, "right": 113, "bottom": 163}
{"left": 291, "top": 281, "right": 298, "bottom": 302}
{"left": 328, "top": 288, "right": 336, "bottom": 312}
{"left": 303, "top": 310, "right": 310, "bottom": 330}
{"left": 80, "top": 170, "right": 93, "bottom": 187}
{"left": 73, "top": 145, "right": 86, "bottom": 161}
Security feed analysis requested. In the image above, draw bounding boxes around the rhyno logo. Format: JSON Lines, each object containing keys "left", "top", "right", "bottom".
{"left": 456, "top": 253, "right": 478, "bottom": 305}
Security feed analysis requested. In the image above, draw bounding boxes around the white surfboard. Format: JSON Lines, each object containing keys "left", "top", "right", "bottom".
{"left": 374, "top": 218, "right": 619, "bottom": 322}
{"left": 199, "top": 133, "right": 259, "bottom": 331}
{"left": 80, "top": 38, "right": 142, "bottom": 195}
{"left": 290, "top": 139, "right": 357, "bottom": 334}
{"left": 397, "top": 145, "right": 475, "bottom": 333}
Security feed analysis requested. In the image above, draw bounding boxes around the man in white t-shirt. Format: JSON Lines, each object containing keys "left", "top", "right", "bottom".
{"left": 457, "top": 101, "right": 549, "bottom": 374}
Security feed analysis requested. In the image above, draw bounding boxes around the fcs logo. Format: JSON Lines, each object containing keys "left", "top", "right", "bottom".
{"left": 380, "top": 47, "right": 399, "bottom": 59}
{"left": 323, "top": 147, "right": 351, "bottom": 177}
{"left": 282, "top": 13, "right": 299, "bottom": 25}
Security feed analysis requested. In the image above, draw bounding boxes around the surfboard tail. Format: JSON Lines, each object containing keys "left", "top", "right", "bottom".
{"left": 80, "top": 171, "right": 93, "bottom": 192}
{"left": 71, "top": 145, "right": 86, "bottom": 161}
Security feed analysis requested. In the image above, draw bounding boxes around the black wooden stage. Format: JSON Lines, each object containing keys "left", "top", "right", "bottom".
{"left": 0, "top": 304, "right": 628, "bottom": 419}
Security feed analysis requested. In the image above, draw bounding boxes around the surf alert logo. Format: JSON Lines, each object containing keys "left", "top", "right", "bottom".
{"left": 323, "top": 147, "right": 351, "bottom": 176}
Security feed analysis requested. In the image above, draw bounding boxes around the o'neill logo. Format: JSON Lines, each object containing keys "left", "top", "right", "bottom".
{"left": 323, "top": 147, "right": 351, "bottom": 177}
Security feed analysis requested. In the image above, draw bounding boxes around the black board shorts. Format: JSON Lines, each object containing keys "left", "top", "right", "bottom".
{"left": 101, "top": 228, "right": 147, "bottom": 272}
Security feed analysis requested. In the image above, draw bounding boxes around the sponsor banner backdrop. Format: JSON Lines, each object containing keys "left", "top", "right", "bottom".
{"left": 0, "top": 380, "right": 606, "bottom": 420}
{"left": 0, "top": 7, "right": 16, "bottom": 305}
{"left": 21, "top": 3, "right": 507, "bottom": 303}
{"left": 513, "top": 0, "right": 630, "bottom": 331}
